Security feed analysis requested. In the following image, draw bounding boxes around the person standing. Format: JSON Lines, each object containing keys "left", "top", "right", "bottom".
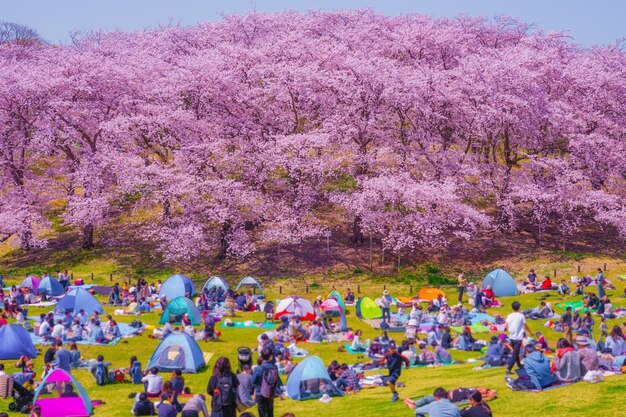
{"left": 379, "top": 340, "right": 410, "bottom": 402}
{"left": 252, "top": 347, "right": 282, "bottom": 417}
{"left": 457, "top": 273, "right": 467, "bottom": 304}
{"left": 595, "top": 268, "right": 606, "bottom": 299}
{"left": 380, "top": 290, "right": 393, "bottom": 324}
{"left": 505, "top": 301, "right": 531, "bottom": 375}
{"left": 207, "top": 357, "right": 238, "bottom": 417}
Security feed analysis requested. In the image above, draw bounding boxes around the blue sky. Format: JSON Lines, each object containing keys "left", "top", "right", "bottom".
{"left": 3, "top": 0, "right": 624, "bottom": 47}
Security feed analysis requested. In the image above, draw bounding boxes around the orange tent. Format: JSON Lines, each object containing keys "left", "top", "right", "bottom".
{"left": 418, "top": 288, "right": 445, "bottom": 301}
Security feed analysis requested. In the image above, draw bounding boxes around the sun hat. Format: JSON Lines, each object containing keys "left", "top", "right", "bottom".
{"left": 575, "top": 335, "right": 590, "bottom": 346}
{"left": 383, "top": 290, "right": 389, "bottom": 295}
{"left": 319, "top": 394, "right": 332, "bottom": 403}
{"left": 317, "top": 295, "right": 322, "bottom": 300}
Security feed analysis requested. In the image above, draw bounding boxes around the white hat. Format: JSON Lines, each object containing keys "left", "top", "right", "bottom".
{"left": 383, "top": 290, "right": 390, "bottom": 295}
{"left": 317, "top": 295, "right": 322, "bottom": 300}
{"left": 408, "top": 319, "right": 418, "bottom": 327}
{"left": 319, "top": 393, "right": 332, "bottom": 403}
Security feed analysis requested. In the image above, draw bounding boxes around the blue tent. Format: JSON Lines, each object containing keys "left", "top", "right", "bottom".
{"left": 201, "top": 276, "right": 229, "bottom": 293}
{"left": 147, "top": 332, "right": 205, "bottom": 373}
{"left": 54, "top": 287, "right": 104, "bottom": 317}
{"left": 286, "top": 356, "right": 343, "bottom": 400}
{"left": 38, "top": 276, "right": 65, "bottom": 296}
{"left": 33, "top": 368, "right": 92, "bottom": 417}
{"left": 235, "top": 276, "right": 264, "bottom": 295}
{"left": 482, "top": 268, "right": 518, "bottom": 297}
{"left": 159, "top": 296, "right": 203, "bottom": 325}
{"left": 0, "top": 324, "right": 37, "bottom": 359}
{"left": 159, "top": 274, "right": 196, "bottom": 300}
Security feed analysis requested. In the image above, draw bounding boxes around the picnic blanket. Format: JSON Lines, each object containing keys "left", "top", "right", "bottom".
{"left": 450, "top": 323, "right": 490, "bottom": 333}
{"left": 28, "top": 321, "right": 145, "bottom": 346}
{"left": 362, "top": 318, "right": 406, "bottom": 332}
{"left": 220, "top": 321, "right": 275, "bottom": 329}
{"left": 343, "top": 344, "right": 367, "bottom": 355}
{"left": 555, "top": 301, "right": 596, "bottom": 313}
{"left": 27, "top": 301, "right": 57, "bottom": 308}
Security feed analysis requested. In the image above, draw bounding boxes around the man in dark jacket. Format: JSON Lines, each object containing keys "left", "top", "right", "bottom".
{"left": 133, "top": 392, "right": 155, "bottom": 416}
{"left": 379, "top": 340, "right": 410, "bottom": 402}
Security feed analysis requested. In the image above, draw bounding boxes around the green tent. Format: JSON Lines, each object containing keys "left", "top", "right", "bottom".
{"left": 356, "top": 296, "right": 382, "bottom": 320}
{"left": 159, "top": 296, "right": 203, "bottom": 325}
{"left": 327, "top": 290, "right": 346, "bottom": 313}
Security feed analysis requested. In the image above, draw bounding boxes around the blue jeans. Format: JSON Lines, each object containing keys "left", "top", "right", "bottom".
{"left": 381, "top": 307, "right": 391, "bottom": 323}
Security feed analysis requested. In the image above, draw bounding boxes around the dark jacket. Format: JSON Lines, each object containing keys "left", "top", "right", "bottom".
{"left": 134, "top": 399, "right": 155, "bottom": 416}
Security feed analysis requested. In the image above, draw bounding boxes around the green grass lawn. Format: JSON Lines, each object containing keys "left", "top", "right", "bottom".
{"left": 1, "top": 275, "right": 626, "bottom": 417}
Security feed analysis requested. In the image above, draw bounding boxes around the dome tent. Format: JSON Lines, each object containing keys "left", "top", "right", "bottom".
{"left": 235, "top": 276, "right": 264, "bottom": 295}
{"left": 159, "top": 274, "right": 196, "bottom": 300}
{"left": 147, "top": 332, "right": 205, "bottom": 373}
{"left": 286, "top": 356, "right": 343, "bottom": 400}
{"left": 355, "top": 296, "right": 382, "bottom": 320}
{"left": 159, "top": 296, "right": 203, "bottom": 325}
{"left": 33, "top": 368, "right": 92, "bottom": 417}
{"left": 38, "top": 275, "right": 65, "bottom": 296}
{"left": 320, "top": 298, "right": 347, "bottom": 331}
{"left": 54, "top": 287, "right": 104, "bottom": 317}
{"left": 274, "top": 296, "right": 315, "bottom": 321}
{"left": 201, "top": 276, "right": 229, "bottom": 293}
{"left": 0, "top": 324, "right": 37, "bottom": 360}
{"left": 19, "top": 275, "right": 40, "bottom": 294}
{"left": 482, "top": 268, "right": 518, "bottom": 297}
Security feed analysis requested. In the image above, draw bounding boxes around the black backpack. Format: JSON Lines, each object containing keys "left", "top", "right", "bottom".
{"left": 260, "top": 366, "right": 278, "bottom": 398}
{"left": 217, "top": 375, "right": 236, "bottom": 406}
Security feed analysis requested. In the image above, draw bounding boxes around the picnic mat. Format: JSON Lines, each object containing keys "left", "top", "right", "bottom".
{"left": 220, "top": 321, "right": 275, "bottom": 329}
{"left": 555, "top": 301, "right": 596, "bottom": 312}
{"left": 362, "top": 318, "right": 406, "bottom": 332}
{"left": 343, "top": 344, "right": 367, "bottom": 354}
{"left": 27, "top": 301, "right": 57, "bottom": 308}
{"left": 28, "top": 321, "right": 145, "bottom": 346}
{"left": 450, "top": 323, "right": 490, "bottom": 333}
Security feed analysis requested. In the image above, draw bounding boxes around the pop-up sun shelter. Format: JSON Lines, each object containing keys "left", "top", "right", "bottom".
{"left": 235, "top": 276, "right": 264, "bottom": 295}
{"left": 201, "top": 276, "right": 229, "bottom": 293}
{"left": 482, "top": 268, "right": 518, "bottom": 297}
{"left": 327, "top": 290, "right": 346, "bottom": 312}
{"left": 159, "top": 296, "right": 203, "bottom": 325}
{"left": 0, "top": 324, "right": 37, "bottom": 360}
{"left": 355, "top": 296, "right": 382, "bottom": 319}
{"left": 418, "top": 288, "right": 446, "bottom": 301}
{"left": 320, "top": 298, "right": 347, "bottom": 331}
{"left": 147, "top": 332, "right": 205, "bottom": 373}
{"left": 159, "top": 274, "right": 196, "bottom": 300}
{"left": 54, "top": 287, "right": 104, "bottom": 317}
{"left": 33, "top": 368, "right": 92, "bottom": 417}
{"left": 19, "top": 275, "right": 40, "bottom": 294}
{"left": 274, "top": 296, "right": 316, "bottom": 321}
{"left": 287, "top": 356, "right": 343, "bottom": 400}
{"left": 37, "top": 275, "right": 65, "bottom": 296}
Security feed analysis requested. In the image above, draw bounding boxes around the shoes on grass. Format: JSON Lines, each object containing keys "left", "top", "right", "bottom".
{"left": 391, "top": 392, "right": 399, "bottom": 402}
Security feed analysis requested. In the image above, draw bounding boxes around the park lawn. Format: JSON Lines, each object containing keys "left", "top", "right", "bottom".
{"left": 0, "top": 273, "right": 626, "bottom": 416}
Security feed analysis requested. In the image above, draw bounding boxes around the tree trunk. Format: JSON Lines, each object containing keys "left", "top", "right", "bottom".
{"left": 217, "top": 221, "right": 231, "bottom": 259}
{"left": 19, "top": 229, "right": 32, "bottom": 251}
{"left": 163, "top": 199, "right": 171, "bottom": 219}
{"left": 82, "top": 224, "right": 94, "bottom": 250}
{"left": 352, "top": 216, "right": 364, "bottom": 245}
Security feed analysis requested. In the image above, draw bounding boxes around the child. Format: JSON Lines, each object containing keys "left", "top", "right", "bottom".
{"left": 535, "top": 331, "right": 551, "bottom": 353}
{"left": 378, "top": 340, "right": 409, "bottom": 402}
{"left": 600, "top": 318, "right": 608, "bottom": 338}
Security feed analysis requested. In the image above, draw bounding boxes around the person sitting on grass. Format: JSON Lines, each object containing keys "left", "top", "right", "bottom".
{"left": 460, "top": 391, "right": 492, "bottom": 417}
{"left": 133, "top": 392, "right": 156, "bottom": 416}
{"left": 605, "top": 325, "right": 626, "bottom": 356}
{"left": 557, "top": 280, "right": 571, "bottom": 296}
{"left": 335, "top": 364, "right": 360, "bottom": 393}
{"left": 68, "top": 342, "right": 82, "bottom": 368}
{"left": 575, "top": 335, "right": 599, "bottom": 374}
{"left": 505, "top": 344, "right": 553, "bottom": 391}
{"left": 88, "top": 320, "right": 106, "bottom": 344}
{"left": 351, "top": 329, "right": 366, "bottom": 352}
{"left": 60, "top": 384, "right": 78, "bottom": 398}
{"left": 142, "top": 367, "right": 163, "bottom": 398}
{"left": 368, "top": 337, "right": 383, "bottom": 358}
{"left": 404, "top": 387, "right": 460, "bottom": 417}
{"left": 156, "top": 392, "right": 177, "bottom": 417}
{"left": 416, "top": 343, "right": 436, "bottom": 365}
{"left": 551, "top": 338, "right": 581, "bottom": 383}
{"left": 484, "top": 336, "right": 504, "bottom": 367}
{"left": 379, "top": 340, "right": 410, "bottom": 402}
{"left": 432, "top": 342, "right": 453, "bottom": 364}
{"left": 540, "top": 276, "right": 553, "bottom": 290}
